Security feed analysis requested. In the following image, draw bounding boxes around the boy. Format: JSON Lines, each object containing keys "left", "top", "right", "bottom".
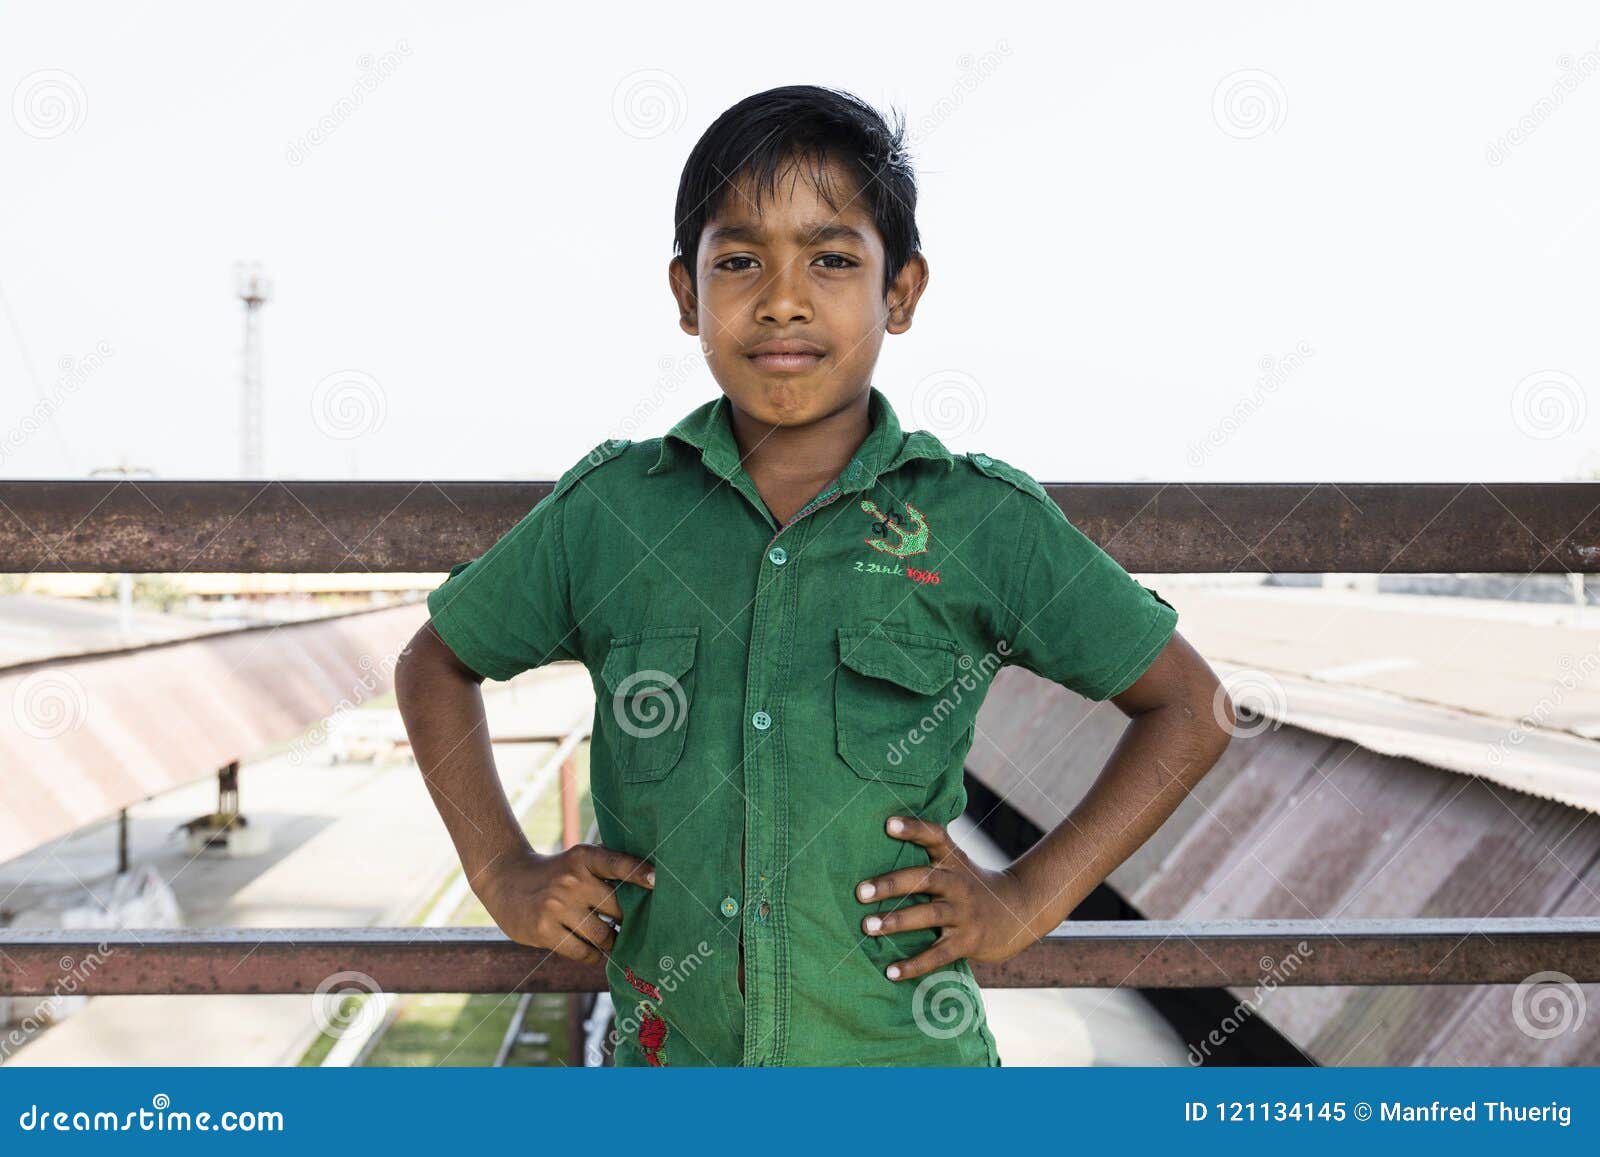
{"left": 396, "top": 85, "right": 1234, "bottom": 1067}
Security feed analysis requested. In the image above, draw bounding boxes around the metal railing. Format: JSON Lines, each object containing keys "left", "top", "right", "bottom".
{"left": 1, "top": 478, "right": 1595, "bottom": 996}
{"left": 4, "top": 920, "right": 1600, "bottom": 997}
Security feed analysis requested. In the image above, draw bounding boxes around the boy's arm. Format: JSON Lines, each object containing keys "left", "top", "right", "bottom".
{"left": 855, "top": 628, "right": 1234, "bottom": 982}
{"left": 395, "top": 621, "right": 654, "bottom": 964}
{"left": 1006, "top": 629, "right": 1234, "bottom": 926}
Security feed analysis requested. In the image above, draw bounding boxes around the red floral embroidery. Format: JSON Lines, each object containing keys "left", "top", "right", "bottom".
{"left": 624, "top": 965, "right": 668, "bottom": 1066}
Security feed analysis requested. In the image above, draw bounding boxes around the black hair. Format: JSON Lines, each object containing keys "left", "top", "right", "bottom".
{"left": 672, "top": 85, "right": 921, "bottom": 297}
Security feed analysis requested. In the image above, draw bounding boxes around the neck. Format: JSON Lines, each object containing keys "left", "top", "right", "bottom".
{"left": 728, "top": 389, "right": 872, "bottom": 489}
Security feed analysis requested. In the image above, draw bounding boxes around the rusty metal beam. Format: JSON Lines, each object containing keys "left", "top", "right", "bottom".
{"left": 4, "top": 919, "right": 1598, "bottom": 996}
{"left": 0, "top": 480, "right": 1597, "bottom": 573}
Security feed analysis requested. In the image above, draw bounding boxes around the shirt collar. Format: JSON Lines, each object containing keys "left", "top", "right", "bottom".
{"left": 647, "top": 386, "right": 955, "bottom": 493}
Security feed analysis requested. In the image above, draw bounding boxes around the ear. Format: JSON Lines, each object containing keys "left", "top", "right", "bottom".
{"left": 668, "top": 256, "right": 700, "bottom": 336}
{"left": 884, "top": 252, "right": 929, "bottom": 336}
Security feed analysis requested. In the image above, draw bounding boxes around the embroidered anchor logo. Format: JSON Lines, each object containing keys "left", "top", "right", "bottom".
{"left": 860, "top": 499, "right": 930, "bottom": 558}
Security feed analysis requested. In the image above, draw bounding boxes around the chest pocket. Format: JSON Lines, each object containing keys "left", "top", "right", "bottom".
{"left": 600, "top": 626, "right": 698, "bottom": 783}
{"left": 835, "top": 626, "right": 962, "bottom": 787}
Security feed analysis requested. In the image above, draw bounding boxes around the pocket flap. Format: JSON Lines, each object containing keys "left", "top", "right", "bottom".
{"left": 602, "top": 629, "right": 698, "bottom": 692}
{"left": 837, "top": 627, "right": 956, "bottom": 696}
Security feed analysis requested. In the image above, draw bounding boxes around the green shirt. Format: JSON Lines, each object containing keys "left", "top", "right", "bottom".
{"left": 426, "top": 386, "right": 1178, "bottom": 1067}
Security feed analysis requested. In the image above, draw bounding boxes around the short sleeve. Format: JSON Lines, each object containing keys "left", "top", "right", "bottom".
{"left": 1001, "top": 498, "right": 1179, "bottom": 700}
{"left": 425, "top": 492, "right": 580, "bottom": 682}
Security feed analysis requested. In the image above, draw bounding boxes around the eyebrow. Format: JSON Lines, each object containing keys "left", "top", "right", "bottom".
{"left": 705, "top": 220, "right": 869, "bottom": 248}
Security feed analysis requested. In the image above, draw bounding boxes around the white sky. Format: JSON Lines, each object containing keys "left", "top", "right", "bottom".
{"left": 2, "top": 1, "right": 1597, "bottom": 483}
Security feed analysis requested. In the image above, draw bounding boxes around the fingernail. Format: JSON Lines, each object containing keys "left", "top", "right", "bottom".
{"left": 857, "top": 882, "right": 875, "bottom": 900}
{"left": 886, "top": 964, "right": 900, "bottom": 979}
{"left": 647, "top": 870, "right": 656, "bottom": 886}
{"left": 887, "top": 817, "right": 903, "bottom": 834}
{"left": 865, "top": 915, "right": 882, "bottom": 934}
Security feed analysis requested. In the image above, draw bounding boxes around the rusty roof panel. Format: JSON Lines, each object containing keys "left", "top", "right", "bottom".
{"left": 0, "top": 604, "right": 426, "bottom": 865}
{"left": 965, "top": 665, "right": 1600, "bottom": 1065}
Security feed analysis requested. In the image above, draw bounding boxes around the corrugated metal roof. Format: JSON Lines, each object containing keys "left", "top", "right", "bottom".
{"left": 1209, "top": 658, "right": 1600, "bottom": 814}
{"left": 966, "top": 664, "right": 1600, "bottom": 1065}
{"left": 0, "top": 593, "right": 240, "bottom": 668}
{"left": 0, "top": 604, "right": 427, "bottom": 865}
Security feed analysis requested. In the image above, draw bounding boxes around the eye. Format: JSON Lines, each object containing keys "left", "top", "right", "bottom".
{"left": 814, "top": 253, "right": 857, "bottom": 269}
{"left": 714, "top": 255, "right": 758, "bottom": 272}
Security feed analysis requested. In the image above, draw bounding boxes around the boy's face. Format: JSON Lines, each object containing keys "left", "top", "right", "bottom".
{"left": 669, "top": 156, "right": 928, "bottom": 429}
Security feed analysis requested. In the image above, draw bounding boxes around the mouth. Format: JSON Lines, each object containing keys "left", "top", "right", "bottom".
{"left": 745, "top": 340, "right": 827, "bottom": 374}
{"left": 747, "top": 352, "right": 825, "bottom": 373}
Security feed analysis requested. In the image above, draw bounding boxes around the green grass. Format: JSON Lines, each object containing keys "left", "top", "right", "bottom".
{"left": 362, "top": 992, "right": 573, "bottom": 1067}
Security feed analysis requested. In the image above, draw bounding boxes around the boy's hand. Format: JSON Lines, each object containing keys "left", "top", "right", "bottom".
{"left": 855, "top": 816, "right": 1040, "bottom": 982}
{"left": 476, "top": 845, "right": 655, "bottom": 965}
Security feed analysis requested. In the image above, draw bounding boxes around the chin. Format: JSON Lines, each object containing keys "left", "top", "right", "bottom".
{"left": 731, "top": 377, "right": 831, "bottom": 426}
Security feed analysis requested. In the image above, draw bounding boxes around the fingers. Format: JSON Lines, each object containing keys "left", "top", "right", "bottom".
{"left": 885, "top": 931, "right": 967, "bottom": 982}
{"left": 856, "top": 864, "right": 941, "bottom": 903}
{"left": 546, "top": 928, "right": 605, "bottom": 964}
{"left": 553, "top": 844, "right": 657, "bottom": 957}
{"left": 858, "top": 817, "right": 969, "bottom": 902}
{"left": 862, "top": 899, "right": 956, "bottom": 938}
{"left": 577, "top": 845, "right": 655, "bottom": 921}
{"left": 564, "top": 906, "right": 619, "bottom": 955}
{"left": 583, "top": 844, "right": 656, "bottom": 889}
{"left": 535, "top": 901, "right": 617, "bottom": 964}
{"left": 884, "top": 815, "right": 955, "bottom": 857}
{"left": 588, "top": 886, "right": 624, "bottom": 923}
{"left": 532, "top": 862, "right": 621, "bottom": 926}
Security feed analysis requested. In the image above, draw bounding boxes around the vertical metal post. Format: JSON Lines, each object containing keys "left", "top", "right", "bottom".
{"left": 236, "top": 264, "right": 271, "bottom": 480}
{"left": 218, "top": 760, "right": 240, "bottom": 817}
{"left": 560, "top": 753, "right": 580, "bottom": 850}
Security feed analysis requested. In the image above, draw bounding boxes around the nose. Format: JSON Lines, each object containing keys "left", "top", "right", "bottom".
{"left": 755, "top": 255, "right": 812, "bottom": 325}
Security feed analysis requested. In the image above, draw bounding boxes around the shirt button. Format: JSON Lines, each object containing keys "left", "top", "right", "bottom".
{"left": 973, "top": 452, "right": 993, "bottom": 467}
{"left": 767, "top": 546, "right": 788, "bottom": 566}
{"left": 751, "top": 710, "right": 772, "bottom": 731}
{"left": 720, "top": 896, "right": 740, "bottom": 918}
